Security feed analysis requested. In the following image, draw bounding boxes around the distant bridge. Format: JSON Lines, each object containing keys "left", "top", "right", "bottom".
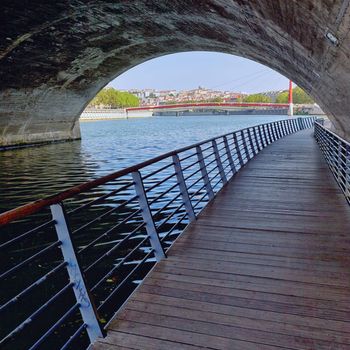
{"left": 126, "top": 102, "right": 290, "bottom": 113}
{"left": 81, "top": 102, "right": 291, "bottom": 121}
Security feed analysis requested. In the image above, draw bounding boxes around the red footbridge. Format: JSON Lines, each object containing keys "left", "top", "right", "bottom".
{"left": 126, "top": 102, "right": 290, "bottom": 113}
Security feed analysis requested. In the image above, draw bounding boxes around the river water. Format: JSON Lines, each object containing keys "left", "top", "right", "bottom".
{"left": 0, "top": 114, "right": 287, "bottom": 213}
{"left": 1, "top": 114, "right": 294, "bottom": 350}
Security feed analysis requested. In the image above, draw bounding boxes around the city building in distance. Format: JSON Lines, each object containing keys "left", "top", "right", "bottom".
{"left": 125, "top": 86, "right": 245, "bottom": 106}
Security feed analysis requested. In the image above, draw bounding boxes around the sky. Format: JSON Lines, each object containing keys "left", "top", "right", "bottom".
{"left": 109, "top": 52, "right": 289, "bottom": 94}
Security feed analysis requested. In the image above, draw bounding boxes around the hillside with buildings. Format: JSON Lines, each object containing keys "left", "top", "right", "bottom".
{"left": 125, "top": 87, "right": 244, "bottom": 106}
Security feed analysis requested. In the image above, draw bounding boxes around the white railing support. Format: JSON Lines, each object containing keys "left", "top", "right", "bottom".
{"left": 233, "top": 133, "right": 244, "bottom": 167}
{"left": 132, "top": 171, "right": 166, "bottom": 261}
{"left": 212, "top": 140, "right": 227, "bottom": 184}
{"left": 223, "top": 135, "right": 236, "bottom": 175}
{"left": 50, "top": 203, "right": 104, "bottom": 343}
{"left": 172, "top": 154, "right": 196, "bottom": 222}
{"left": 196, "top": 146, "right": 214, "bottom": 200}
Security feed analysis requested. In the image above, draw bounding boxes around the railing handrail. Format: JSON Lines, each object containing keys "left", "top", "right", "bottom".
{"left": 0, "top": 119, "right": 293, "bottom": 227}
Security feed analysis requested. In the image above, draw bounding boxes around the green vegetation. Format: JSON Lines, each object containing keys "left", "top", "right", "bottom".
{"left": 243, "top": 94, "right": 272, "bottom": 103}
{"left": 208, "top": 97, "right": 224, "bottom": 103}
{"left": 275, "top": 91, "right": 289, "bottom": 103}
{"left": 89, "top": 88, "right": 140, "bottom": 108}
{"left": 276, "top": 86, "right": 314, "bottom": 104}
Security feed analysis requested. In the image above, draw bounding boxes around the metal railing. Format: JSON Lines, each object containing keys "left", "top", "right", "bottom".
{"left": 314, "top": 120, "right": 350, "bottom": 203}
{"left": 0, "top": 117, "right": 316, "bottom": 350}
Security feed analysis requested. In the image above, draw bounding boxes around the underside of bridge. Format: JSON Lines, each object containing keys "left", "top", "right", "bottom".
{"left": 0, "top": 0, "right": 350, "bottom": 147}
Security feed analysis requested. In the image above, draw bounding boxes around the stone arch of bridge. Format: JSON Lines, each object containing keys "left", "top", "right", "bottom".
{"left": 1, "top": 1, "right": 349, "bottom": 147}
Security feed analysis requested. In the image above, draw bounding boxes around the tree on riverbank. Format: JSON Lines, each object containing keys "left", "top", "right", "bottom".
{"left": 243, "top": 94, "right": 272, "bottom": 103}
{"left": 276, "top": 86, "right": 314, "bottom": 104}
{"left": 89, "top": 88, "right": 140, "bottom": 108}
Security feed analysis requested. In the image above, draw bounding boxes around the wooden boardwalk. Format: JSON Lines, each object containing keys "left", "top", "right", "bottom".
{"left": 93, "top": 129, "right": 350, "bottom": 350}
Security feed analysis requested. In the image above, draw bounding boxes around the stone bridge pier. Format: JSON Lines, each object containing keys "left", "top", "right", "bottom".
{"left": 1, "top": 1, "right": 350, "bottom": 147}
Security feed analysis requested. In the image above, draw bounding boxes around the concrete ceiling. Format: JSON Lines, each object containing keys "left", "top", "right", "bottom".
{"left": 0, "top": 0, "right": 349, "bottom": 146}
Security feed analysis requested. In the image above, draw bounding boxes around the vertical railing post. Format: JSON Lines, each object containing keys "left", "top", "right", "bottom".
{"left": 132, "top": 171, "right": 166, "bottom": 261}
{"left": 279, "top": 121, "right": 285, "bottom": 136}
{"left": 272, "top": 123, "right": 278, "bottom": 139}
{"left": 292, "top": 118, "right": 296, "bottom": 132}
{"left": 279, "top": 121, "right": 284, "bottom": 136}
{"left": 285, "top": 119, "right": 290, "bottom": 133}
{"left": 289, "top": 119, "right": 294, "bottom": 133}
{"left": 50, "top": 203, "right": 104, "bottom": 343}
{"left": 271, "top": 123, "right": 278, "bottom": 140}
{"left": 253, "top": 127, "right": 262, "bottom": 151}
{"left": 247, "top": 128, "right": 257, "bottom": 156}
{"left": 337, "top": 139, "right": 342, "bottom": 184}
{"left": 212, "top": 139, "right": 227, "bottom": 184}
{"left": 339, "top": 141, "right": 347, "bottom": 193}
{"left": 265, "top": 124, "right": 273, "bottom": 144}
{"left": 269, "top": 124, "right": 276, "bottom": 142}
{"left": 223, "top": 135, "right": 237, "bottom": 175}
{"left": 196, "top": 145, "right": 215, "bottom": 200}
{"left": 262, "top": 125, "right": 268, "bottom": 145}
{"left": 333, "top": 137, "right": 339, "bottom": 175}
{"left": 275, "top": 122, "right": 281, "bottom": 139}
{"left": 286, "top": 119, "right": 292, "bottom": 134}
{"left": 329, "top": 134, "right": 335, "bottom": 171}
{"left": 277, "top": 121, "right": 284, "bottom": 137}
{"left": 293, "top": 119, "right": 299, "bottom": 132}
{"left": 285, "top": 120, "right": 290, "bottom": 134}
{"left": 233, "top": 132, "right": 244, "bottom": 168}
{"left": 297, "top": 117, "right": 304, "bottom": 130}
{"left": 241, "top": 130, "right": 250, "bottom": 161}
{"left": 172, "top": 154, "right": 196, "bottom": 222}
{"left": 257, "top": 125, "right": 265, "bottom": 148}
{"left": 314, "top": 122, "right": 318, "bottom": 141}
{"left": 305, "top": 117, "right": 310, "bottom": 128}
{"left": 346, "top": 144, "right": 350, "bottom": 199}
{"left": 280, "top": 120, "right": 286, "bottom": 135}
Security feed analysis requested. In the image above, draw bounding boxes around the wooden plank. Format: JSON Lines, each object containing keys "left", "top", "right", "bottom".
{"left": 94, "top": 332, "right": 201, "bottom": 350}
{"left": 92, "top": 129, "right": 350, "bottom": 350}
{"left": 105, "top": 320, "right": 292, "bottom": 350}
{"left": 137, "top": 282, "right": 350, "bottom": 322}
{"left": 148, "top": 266, "right": 350, "bottom": 301}
{"left": 156, "top": 249, "right": 350, "bottom": 273}
{"left": 132, "top": 292, "right": 350, "bottom": 332}
{"left": 114, "top": 311, "right": 349, "bottom": 350}
{"left": 154, "top": 258, "right": 350, "bottom": 287}
{"left": 123, "top": 300, "right": 350, "bottom": 343}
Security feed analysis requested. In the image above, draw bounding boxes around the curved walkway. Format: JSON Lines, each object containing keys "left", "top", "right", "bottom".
{"left": 93, "top": 129, "right": 350, "bottom": 350}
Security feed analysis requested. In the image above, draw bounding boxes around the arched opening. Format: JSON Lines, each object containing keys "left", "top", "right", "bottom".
{"left": 1, "top": 51, "right": 299, "bottom": 212}
{"left": 80, "top": 51, "right": 297, "bottom": 117}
